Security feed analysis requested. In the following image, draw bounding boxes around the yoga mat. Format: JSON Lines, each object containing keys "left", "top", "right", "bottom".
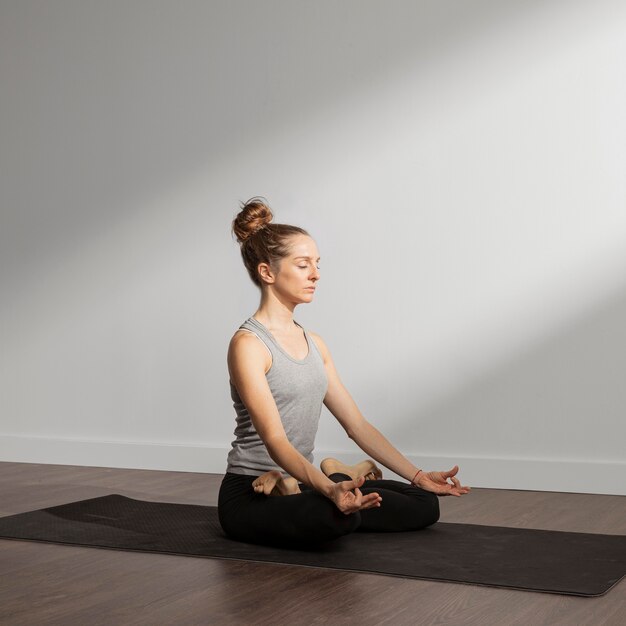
{"left": 0, "top": 494, "right": 624, "bottom": 597}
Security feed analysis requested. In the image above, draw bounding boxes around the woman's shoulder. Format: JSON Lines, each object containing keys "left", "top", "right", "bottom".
{"left": 229, "top": 325, "right": 269, "bottom": 352}
{"left": 229, "top": 318, "right": 259, "bottom": 343}
{"left": 228, "top": 328, "right": 272, "bottom": 375}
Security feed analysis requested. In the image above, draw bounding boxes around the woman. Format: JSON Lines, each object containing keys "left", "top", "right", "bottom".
{"left": 218, "top": 197, "right": 470, "bottom": 548}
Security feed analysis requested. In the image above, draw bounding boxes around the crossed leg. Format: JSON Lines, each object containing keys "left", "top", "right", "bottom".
{"left": 251, "top": 457, "right": 439, "bottom": 532}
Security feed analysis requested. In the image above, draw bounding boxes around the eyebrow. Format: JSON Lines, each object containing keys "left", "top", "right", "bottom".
{"left": 294, "top": 256, "right": 321, "bottom": 261}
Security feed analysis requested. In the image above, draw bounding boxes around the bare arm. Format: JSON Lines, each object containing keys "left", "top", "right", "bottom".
{"left": 310, "top": 330, "right": 470, "bottom": 496}
{"left": 265, "top": 436, "right": 336, "bottom": 497}
{"left": 228, "top": 331, "right": 336, "bottom": 497}
{"left": 309, "top": 330, "right": 421, "bottom": 483}
{"left": 349, "top": 420, "right": 421, "bottom": 483}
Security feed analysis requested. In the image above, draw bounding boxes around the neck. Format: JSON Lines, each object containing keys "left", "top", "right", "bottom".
{"left": 254, "top": 291, "right": 297, "bottom": 333}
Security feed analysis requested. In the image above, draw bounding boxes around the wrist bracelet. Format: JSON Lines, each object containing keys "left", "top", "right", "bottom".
{"left": 411, "top": 469, "right": 423, "bottom": 485}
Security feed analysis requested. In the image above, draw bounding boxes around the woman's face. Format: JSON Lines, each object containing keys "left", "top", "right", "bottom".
{"left": 262, "top": 235, "right": 321, "bottom": 302}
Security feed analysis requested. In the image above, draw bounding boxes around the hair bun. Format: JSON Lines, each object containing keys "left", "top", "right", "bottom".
{"left": 232, "top": 196, "right": 273, "bottom": 244}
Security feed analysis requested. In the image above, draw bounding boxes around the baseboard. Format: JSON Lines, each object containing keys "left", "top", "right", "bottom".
{"left": 0, "top": 434, "right": 623, "bottom": 496}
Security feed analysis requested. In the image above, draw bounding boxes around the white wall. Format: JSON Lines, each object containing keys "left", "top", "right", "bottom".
{"left": 1, "top": 0, "right": 625, "bottom": 495}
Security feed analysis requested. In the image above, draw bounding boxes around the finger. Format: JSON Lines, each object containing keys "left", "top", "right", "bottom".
{"left": 451, "top": 476, "right": 461, "bottom": 489}
{"left": 362, "top": 499, "right": 381, "bottom": 509}
{"left": 354, "top": 487, "right": 363, "bottom": 504}
{"left": 364, "top": 491, "right": 380, "bottom": 500}
{"left": 360, "top": 492, "right": 382, "bottom": 507}
{"left": 361, "top": 493, "right": 381, "bottom": 506}
{"left": 361, "top": 498, "right": 382, "bottom": 510}
{"left": 341, "top": 476, "right": 362, "bottom": 491}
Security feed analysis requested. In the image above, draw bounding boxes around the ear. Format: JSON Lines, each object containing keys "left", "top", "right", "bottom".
{"left": 257, "top": 262, "right": 276, "bottom": 284}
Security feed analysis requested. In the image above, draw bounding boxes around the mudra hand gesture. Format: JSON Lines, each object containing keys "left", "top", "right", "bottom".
{"left": 328, "top": 475, "right": 382, "bottom": 514}
{"left": 415, "top": 465, "right": 471, "bottom": 497}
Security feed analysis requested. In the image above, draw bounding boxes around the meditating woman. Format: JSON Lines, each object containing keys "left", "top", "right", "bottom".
{"left": 218, "top": 197, "right": 471, "bottom": 547}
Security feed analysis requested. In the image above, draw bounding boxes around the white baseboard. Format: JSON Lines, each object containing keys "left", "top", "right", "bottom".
{"left": 0, "top": 434, "right": 624, "bottom": 496}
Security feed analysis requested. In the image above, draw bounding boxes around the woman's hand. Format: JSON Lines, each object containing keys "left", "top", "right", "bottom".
{"left": 328, "top": 475, "right": 382, "bottom": 514}
{"left": 415, "top": 465, "right": 471, "bottom": 497}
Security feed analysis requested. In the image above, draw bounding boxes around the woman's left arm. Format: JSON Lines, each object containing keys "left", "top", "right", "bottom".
{"left": 352, "top": 422, "right": 471, "bottom": 496}
{"left": 348, "top": 419, "right": 423, "bottom": 483}
{"left": 310, "top": 332, "right": 470, "bottom": 496}
{"left": 310, "top": 331, "right": 420, "bottom": 482}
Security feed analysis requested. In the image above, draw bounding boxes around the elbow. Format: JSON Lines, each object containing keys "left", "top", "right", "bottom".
{"left": 347, "top": 418, "right": 368, "bottom": 442}
{"left": 346, "top": 422, "right": 364, "bottom": 442}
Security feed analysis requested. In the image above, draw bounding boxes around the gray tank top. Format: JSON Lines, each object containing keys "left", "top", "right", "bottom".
{"left": 225, "top": 316, "right": 329, "bottom": 477}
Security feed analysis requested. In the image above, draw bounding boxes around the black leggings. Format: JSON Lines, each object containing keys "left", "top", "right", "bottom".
{"left": 218, "top": 471, "right": 440, "bottom": 547}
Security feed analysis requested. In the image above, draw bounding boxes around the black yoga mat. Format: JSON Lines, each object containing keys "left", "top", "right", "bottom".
{"left": 0, "top": 494, "right": 624, "bottom": 597}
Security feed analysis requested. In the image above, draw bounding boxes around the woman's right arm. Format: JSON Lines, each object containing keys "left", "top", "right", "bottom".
{"left": 228, "top": 332, "right": 336, "bottom": 497}
{"left": 228, "top": 333, "right": 381, "bottom": 513}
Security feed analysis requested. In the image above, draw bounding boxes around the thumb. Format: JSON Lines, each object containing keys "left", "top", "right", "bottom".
{"left": 351, "top": 475, "right": 365, "bottom": 489}
{"left": 446, "top": 465, "right": 459, "bottom": 476}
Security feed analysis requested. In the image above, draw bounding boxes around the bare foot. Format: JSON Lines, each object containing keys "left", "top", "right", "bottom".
{"left": 252, "top": 470, "right": 302, "bottom": 496}
{"left": 320, "top": 458, "right": 383, "bottom": 481}
{"left": 275, "top": 476, "right": 301, "bottom": 496}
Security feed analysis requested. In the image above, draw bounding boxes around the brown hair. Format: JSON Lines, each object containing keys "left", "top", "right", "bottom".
{"left": 231, "top": 196, "right": 309, "bottom": 289}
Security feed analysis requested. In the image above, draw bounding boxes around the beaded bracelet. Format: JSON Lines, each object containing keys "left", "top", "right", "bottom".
{"left": 411, "top": 469, "right": 423, "bottom": 486}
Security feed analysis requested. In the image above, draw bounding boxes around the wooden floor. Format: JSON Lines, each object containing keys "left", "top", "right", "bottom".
{"left": 0, "top": 462, "right": 624, "bottom": 625}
